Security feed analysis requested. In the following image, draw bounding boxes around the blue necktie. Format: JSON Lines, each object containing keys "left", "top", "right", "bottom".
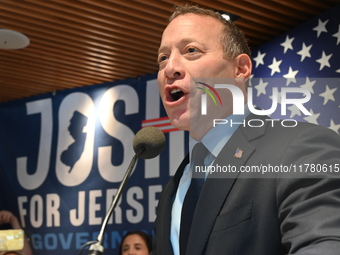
{"left": 180, "top": 142, "right": 208, "bottom": 255}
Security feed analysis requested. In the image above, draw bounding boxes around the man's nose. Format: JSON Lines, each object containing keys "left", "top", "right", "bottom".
{"left": 164, "top": 54, "right": 184, "bottom": 79}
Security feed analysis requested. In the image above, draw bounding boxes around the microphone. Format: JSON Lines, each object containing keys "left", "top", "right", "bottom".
{"left": 133, "top": 126, "right": 166, "bottom": 159}
{"left": 85, "top": 126, "right": 165, "bottom": 255}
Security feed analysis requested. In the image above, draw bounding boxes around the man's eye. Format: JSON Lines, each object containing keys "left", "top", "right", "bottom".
{"left": 158, "top": 55, "right": 168, "bottom": 63}
{"left": 187, "top": 47, "right": 197, "bottom": 53}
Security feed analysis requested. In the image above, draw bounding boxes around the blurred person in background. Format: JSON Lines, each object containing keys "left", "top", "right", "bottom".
{"left": 118, "top": 230, "right": 152, "bottom": 255}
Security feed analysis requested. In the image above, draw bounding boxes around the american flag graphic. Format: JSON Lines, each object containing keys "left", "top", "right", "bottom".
{"left": 250, "top": 5, "right": 340, "bottom": 134}
{"left": 234, "top": 147, "right": 244, "bottom": 159}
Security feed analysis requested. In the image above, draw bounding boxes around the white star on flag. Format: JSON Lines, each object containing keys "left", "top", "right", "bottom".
{"left": 287, "top": 105, "right": 302, "bottom": 118}
{"left": 280, "top": 35, "right": 295, "bottom": 53}
{"left": 253, "top": 51, "right": 266, "bottom": 68}
{"left": 319, "top": 85, "right": 337, "bottom": 105}
{"left": 254, "top": 78, "right": 268, "bottom": 96}
{"left": 297, "top": 43, "right": 312, "bottom": 61}
{"left": 332, "top": 25, "right": 340, "bottom": 45}
{"left": 329, "top": 119, "right": 340, "bottom": 133}
{"left": 313, "top": 19, "right": 329, "bottom": 37}
{"left": 283, "top": 67, "right": 299, "bottom": 86}
{"left": 268, "top": 57, "right": 282, "bottom": 76}
{"left": 316, "top": 51, "right": 332, "bottom": 70}
{"left": 300, "top": 77, "right": 316, "bottom": 94}
{"left": 304, "top": 109, "right": 320, "bottom": 125}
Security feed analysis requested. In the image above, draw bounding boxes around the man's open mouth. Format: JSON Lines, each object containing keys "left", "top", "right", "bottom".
{"left": 169, "top": 88, "right": 185, "bottom": 101}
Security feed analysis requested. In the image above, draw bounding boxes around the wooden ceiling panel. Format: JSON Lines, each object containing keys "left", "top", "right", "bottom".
{"left": 0, "top": 0, "right": 338, "bottom": 103}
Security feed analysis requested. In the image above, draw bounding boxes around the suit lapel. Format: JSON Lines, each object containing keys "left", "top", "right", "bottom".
{"left": 185, "top": 113, "right": 268, "bottom": 254}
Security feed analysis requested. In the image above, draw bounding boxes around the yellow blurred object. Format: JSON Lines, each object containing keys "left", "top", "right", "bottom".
{"left": 0, "top": 230, "right": 24, "bottom": 251}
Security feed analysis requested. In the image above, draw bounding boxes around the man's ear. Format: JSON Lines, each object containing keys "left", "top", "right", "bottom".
{"left": 235, "top": 54, "right": 252, "bottom": 79}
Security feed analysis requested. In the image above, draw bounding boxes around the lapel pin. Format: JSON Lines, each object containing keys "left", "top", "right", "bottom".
{"left": 234, "top": 147, "right": 243, "bottom": 159}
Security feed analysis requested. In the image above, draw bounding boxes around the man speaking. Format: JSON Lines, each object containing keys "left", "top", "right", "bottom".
{"left": 153, "top": 4, "right": 340, "bottom": 255}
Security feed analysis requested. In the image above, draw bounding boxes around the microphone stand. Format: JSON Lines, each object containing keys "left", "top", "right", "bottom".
{"left": 86, "top": 147, "right": 145, "bottom": 255}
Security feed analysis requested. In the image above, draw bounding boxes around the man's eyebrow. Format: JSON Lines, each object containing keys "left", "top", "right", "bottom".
{"left": 158, "top": 45, "right": 168, "bottom": 54}
{"left": 158, "top": 38, "right": 201, "bottom": 54}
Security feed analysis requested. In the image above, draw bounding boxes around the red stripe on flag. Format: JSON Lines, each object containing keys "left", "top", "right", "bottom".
{"left": 141, "top": 116, "right": 180, "bottom": 133}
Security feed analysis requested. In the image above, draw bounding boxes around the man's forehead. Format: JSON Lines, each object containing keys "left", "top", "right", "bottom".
{"left": 159, "top": 15, "right": 223, "bottom": 50}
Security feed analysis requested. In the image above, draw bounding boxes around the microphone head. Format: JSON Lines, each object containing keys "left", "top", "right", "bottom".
{"left": 133, "top": 126, "right": 166, "bottom": 159}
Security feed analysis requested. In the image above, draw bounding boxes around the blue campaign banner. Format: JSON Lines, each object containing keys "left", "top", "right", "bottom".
{"left": 0, "top": 73, "right": 188, "bottom": 254}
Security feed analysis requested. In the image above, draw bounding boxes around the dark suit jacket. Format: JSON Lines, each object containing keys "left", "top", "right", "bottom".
{"left": 153, "top": 114, "right": 340, "bottom": 255}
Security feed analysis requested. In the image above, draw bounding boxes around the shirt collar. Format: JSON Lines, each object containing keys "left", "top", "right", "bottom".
{"left": 189, "top": 105, "right": 251, "bottom": 159}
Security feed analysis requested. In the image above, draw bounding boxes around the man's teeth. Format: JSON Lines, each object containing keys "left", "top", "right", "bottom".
{"left": 170, "top": 88, "right": 182, "bottom": 95}
{"left": 170, "top": 88, "right": 184, "bottom": 101}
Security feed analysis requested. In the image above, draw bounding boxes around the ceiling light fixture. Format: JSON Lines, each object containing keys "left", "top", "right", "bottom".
{"left": 216, "top": 10, "right": 241, "bottom": 22}
{"left": 0, "top": 28, "right": 30, "bottom": 50}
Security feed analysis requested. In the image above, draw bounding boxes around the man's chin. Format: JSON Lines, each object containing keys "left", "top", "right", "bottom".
{"left": 169, "top": 117, "right": 190, "bottom": 131}
{"left": 171, "top": 117, "right": 214, "bottom": 135}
